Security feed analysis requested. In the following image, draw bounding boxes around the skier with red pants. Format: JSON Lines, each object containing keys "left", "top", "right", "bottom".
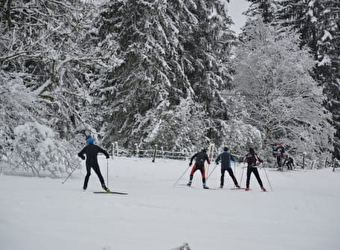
{"left": 78, "top": 137, "right": 110, "bottom": 191}
{"left": 215, "top": 147, "right": 240, "bottom": 189}
{"left": 187, "top": 148, "right": 211, "bottom": 189}
{"left": 243, "top": 148, "right": 266, "bottom": 191}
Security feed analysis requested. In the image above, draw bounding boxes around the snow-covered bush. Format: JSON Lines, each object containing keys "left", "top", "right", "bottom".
{"left": 5, "top": 122, "right": 79, "bottom": 177}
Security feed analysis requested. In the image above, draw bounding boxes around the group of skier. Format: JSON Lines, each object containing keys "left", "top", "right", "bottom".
{"left": 273, "top": 142, "right": 294, "bottom": 171}
{"left": 186, "top": 142, "right": 295, "bottom": 190}
{"left": 187, "top": 147, "right": 266, "bottom": 191}
{"left": 77, "top": 137, "right": 293, "bottom": 192}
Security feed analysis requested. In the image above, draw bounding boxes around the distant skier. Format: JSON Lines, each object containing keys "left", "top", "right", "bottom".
{"left": 274, "top": 142, "right": 285, "bottom": 171}
{"left": 187, "top": 148, "right": 211, "bottom": 189}
{"left": 243, "top": 148, "right": 266, "bottom": 191}
{"left": 215, "top": 147, "right": 240, "bottom": 189}
{"left": 78, "top": 137, "right": 110, "bottom": 191}
{"left": 283, "top": 155, "right": 294, "bottom": 170}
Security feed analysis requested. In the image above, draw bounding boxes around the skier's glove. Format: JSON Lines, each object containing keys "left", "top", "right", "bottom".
{"left": 81, "top": 156, "right": 85, "bottom": 160}
{"left": 189, "top": 162, "right": 192, "bottom": 167}
{"left": 106, "top": 156, "right": 110, "bottom": 159}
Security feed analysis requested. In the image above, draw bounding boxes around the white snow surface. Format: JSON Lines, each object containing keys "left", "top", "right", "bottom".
{"left": 1, "top": 157, "right": 340, "bottom": 250}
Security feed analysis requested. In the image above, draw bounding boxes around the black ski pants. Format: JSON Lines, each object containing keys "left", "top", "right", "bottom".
{"left": 246, "top": 167, "right": 264, "bottom": 188}
{"left": 220, "top": 168, "right": 239, "bottom": 187}
{"left": 287, "top": 163, "right": 293, "bottom": 170}
{"left": 83, "top": 163, "right": 105, "bottom": 189}
{"left": 277, "top": 155, "right": 283, "bottom": 169}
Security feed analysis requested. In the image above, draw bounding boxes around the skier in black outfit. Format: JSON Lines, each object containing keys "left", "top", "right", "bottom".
{"left": 243, "top": 148, "right": 266, "bottom": 191}
{"left": 215, "top": 147, "right": 240, "bottom": 188}
{"left": 187, "top": 148, "right": 211, "bottom": 189}
{"left": 283, "top": 155, "right": 294, "bottom": 170}
{"left": 78, "top": 137, "right": 110, "bottom": 191}
{"left": 274, "top": 142, "right": 285, "bottom": 171}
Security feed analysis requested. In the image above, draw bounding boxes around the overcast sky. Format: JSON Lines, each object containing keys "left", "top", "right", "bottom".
{"left": 228, "top": 0, "right": 250, "bottom": 34}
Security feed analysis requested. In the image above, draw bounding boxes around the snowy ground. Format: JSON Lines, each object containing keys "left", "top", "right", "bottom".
{"left": 1, "top": 157, "right": 340, "bottom": 250}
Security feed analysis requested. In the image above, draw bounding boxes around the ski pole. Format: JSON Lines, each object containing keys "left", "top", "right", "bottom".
{"left": 239, "top": 165, "right": 246, "bottom": 186}
{"left": 173, "top": 165, "right": 191, "bottom": 187}
{"left": 205, "top": 163, "right": 210, "bottom": 178}
{"left": 262, "top": 165, "right": 273, "bottom": 191}
{"left": 106, "top": 159, "right": 109, "bottom": 187}
{"left": 207, "top": 164, "right": 218, "bottom": 179}
{"left": 62, "top": 162, "right": 81, "bottom": 184}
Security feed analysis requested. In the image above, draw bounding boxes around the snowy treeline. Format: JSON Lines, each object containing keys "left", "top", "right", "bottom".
{"left": 0, "top": 0, "right": 337, "bottom": 176}
{"left": 246, "top": 0, "right": 340, "bottom": 160}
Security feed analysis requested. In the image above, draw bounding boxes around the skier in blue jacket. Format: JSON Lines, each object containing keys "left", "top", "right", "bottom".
{"left": 215, "top": 147, "right": 240, "bottom": 189}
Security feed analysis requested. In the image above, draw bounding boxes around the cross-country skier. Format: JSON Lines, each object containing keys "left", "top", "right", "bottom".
{"left": 283, "top": 155, "right": 294, "bottom": 170}
{"left": 187, "top": 148, "right": 211, "bottom": 189}
{"left": 78, "top": 137, "right": 110, "bottom": 191}
{"left": 243, "top": 148, "right": 266, "bottom": 191}
{"left": 274, "top": 142, "right": 285, "bottom": 171}
{"left": 215, "top": 147, "right": 240, "bottom": 189}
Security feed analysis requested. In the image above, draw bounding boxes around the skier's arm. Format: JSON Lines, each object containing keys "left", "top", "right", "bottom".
{"left": 231, "top": 154, "right": 238, "bottom": 162}
{"left": 78, "top": 148, "right": 86, "bottom": 160}
{"left": 215, "top": 154, "right": 221, "bottom": 165}
{"left": 98, "top": 146, "right": 110, "bottom": 158}
{"left": 189, "top": 153, "right": 197, "bottom": 166}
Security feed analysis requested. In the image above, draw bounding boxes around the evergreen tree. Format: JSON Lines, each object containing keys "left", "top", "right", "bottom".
{"left": 247, "top": 0, "right": 340, "bottom": 159}
{"left": 234, "top": 18, "right": 334, "bottom": 162}
{"left": 246, "top": 0, "right": 277, "bottom": 23}
{"left": 93, "top": 0, "right": 237, "bottom": 151}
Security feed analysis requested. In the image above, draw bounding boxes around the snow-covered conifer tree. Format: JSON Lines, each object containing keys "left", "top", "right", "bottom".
{"left": 233, "top": 17, "right": 334, "bottom": 163}
{"left": 93, "top": 0, "right": 237, "bottom": 151}
{"left": 248, "top": 0, "right": 340, "bottom": 159}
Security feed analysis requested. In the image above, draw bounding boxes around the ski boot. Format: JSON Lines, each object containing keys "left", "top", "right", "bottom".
{"left": 102, "top": 184, "right": 110, "bottom": 192}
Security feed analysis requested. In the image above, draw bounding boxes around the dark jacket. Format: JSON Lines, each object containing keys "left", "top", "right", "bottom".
{"left": 283, "top": 156, "right": 294, "bottom": 165}
{"left": 243, "top": 150, "right": 263, "bottom": 167}
{"left": 274, "top": 146, "right": 285, "bottom": 157}
{"left": 190, "top": 151, "right": 211, "bottom": 167}
{"left": 78, "top": 144, "right": 109, "bottom": 166}
{"left": 215, "top": 151, "right": 238, "bottom": 169}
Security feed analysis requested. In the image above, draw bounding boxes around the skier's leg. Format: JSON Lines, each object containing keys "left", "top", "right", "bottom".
{"left": 187, "top": 165, "right": 197, "bottom": 186}
{"left": 92, "top": 164, "right": 108, "bottom": 190}
{"left": 253, "top": 168, "right": 264, "bottom": 188}
{"left": 246, "top": 167, "right": 251, "bottom": 189}
{"left": 220, "top": 169, "right": 225, "bottom": 187}
{"left": 277, "top": 156, "right": 283, "bottom": 171}
{"left": 227, "top": 168, "right": 239, "bottom": 187}
{"left": 83, "top": 164, "right": 91, "bottom": 190}
{"left": 199, "top": 166, "right": 208, "bottom": 188}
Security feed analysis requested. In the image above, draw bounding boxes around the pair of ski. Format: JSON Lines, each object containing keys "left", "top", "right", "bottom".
{"left": 93, "top": 190, "right": 128, "bottom": 195}
{"left": 180, "top": 184, "right": 245, "bottom": 190}
{"left": 182, "top": 184, "right": 266, "bottom": 191}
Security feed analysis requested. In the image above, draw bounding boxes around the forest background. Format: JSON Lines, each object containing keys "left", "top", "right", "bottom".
{"left": 0, "top": 0, "right": 339, "bottom": 176}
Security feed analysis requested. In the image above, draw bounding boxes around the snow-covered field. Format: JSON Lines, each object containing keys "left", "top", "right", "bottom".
{"left": 1, "top": 157, "right": 340, "bottom": 250}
